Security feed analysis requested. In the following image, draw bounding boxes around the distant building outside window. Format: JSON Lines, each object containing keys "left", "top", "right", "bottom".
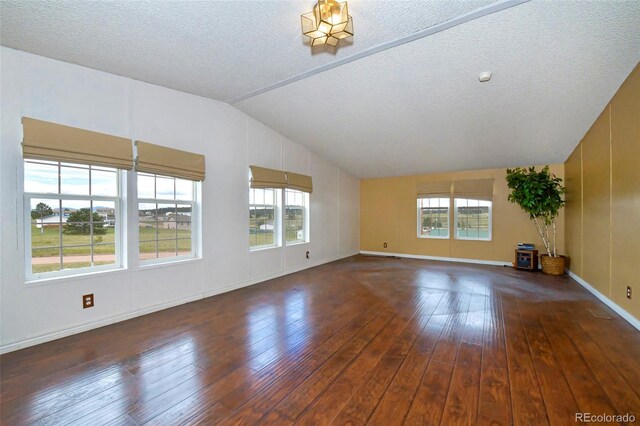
{"left": 24, "top": 160, "right": 122, "bottom": 279}
{"left": 285, "top": 189, "right": 309, "bottom": 244}
{"left": 417, "top": 197, "right": 450, "bottom": 239}
{"left": 249, "top": 187, "right": 280, "bottom": 249}
{"left": 137, "top": 172, "right": 198, "bottom": 263}
{"left": 454, "top": 198, "right": 492, "bottom": 240}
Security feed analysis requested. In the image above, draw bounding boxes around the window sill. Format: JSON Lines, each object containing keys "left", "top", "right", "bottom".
{"left": 455, "top": 237, "right": 492, "bottom": 242}
{"left": 137, "top": 256, "right": 202, "bottom": 271}
{"left": 285, "top": 241, "right": 309, "bottom": 247}
{"left": 417, "top": 236, "right": 450, "bottom": 240}
{"left": 25, "top": 266, "right": 127, "bottom": 287}
{"left": 250, "top": 245, "right": 281, "bottom": 253}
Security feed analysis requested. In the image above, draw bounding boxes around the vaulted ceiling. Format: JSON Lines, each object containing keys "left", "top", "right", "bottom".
{"left": 2, "top": 0, "right": 639, "bottom": 178}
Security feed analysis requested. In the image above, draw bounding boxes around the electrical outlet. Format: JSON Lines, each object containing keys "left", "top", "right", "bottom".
{"left": 627, "top": 286, "right": 632, "bottom": 300}
{"left": 83, "top": 293, "right": 94, "bottom": 309}
{"left": 306, "top": 251, "right": 310, "bottom": 259}
{"left": 383, "top": 242, "right": 388, "bottom": 248}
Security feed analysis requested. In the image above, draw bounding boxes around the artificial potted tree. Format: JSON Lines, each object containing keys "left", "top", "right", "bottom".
{"left": 506, "top": 166, "right": 566, "bottom": 275}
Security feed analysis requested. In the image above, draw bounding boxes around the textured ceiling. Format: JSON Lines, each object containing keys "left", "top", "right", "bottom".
{"left": 0, "top": 0, "right": 494, "bottom": 102}
{"left": 2, "top": 0, "right": 639, "bottom": 178}
{"left": 236, "top": 0, "right": 640, "bottom": 178}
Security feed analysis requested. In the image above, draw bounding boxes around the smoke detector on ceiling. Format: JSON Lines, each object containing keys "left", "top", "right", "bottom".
{"left": 478, "top": 72, "right": 492, "bottom": 82}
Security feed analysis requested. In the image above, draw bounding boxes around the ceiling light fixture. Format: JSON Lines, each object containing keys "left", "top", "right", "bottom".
{"left": 301, "top": 0, "right": 354, "bottom": 47}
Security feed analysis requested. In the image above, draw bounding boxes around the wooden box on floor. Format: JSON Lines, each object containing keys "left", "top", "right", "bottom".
{"left": 515, "top": 249, "right": 538, "bottom": 271}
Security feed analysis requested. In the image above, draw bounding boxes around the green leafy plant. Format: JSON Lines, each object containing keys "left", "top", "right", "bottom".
{"left": 505, "top": 166, "right": 566, "bottom": 257}
{"left": 63, "top": 208, "right": 107, "bottom": 235}
{"left": 31, "top": 202, "right": 53, "bottom": 220}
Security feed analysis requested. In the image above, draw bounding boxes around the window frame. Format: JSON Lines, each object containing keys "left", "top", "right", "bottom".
{"left": 249, "top": 187, "right": 282, "bottom": 251}
{"left": 23, "top": 160, "right": 125, "bottom": 281}
{"left": 137, "top": 172, "right": 199, "bottom": 266}
{"left": 284, "top": 188, "right": 309, "bottom": 245}
{"left": 416, "top": 196, "right": 450, "bottom": 239}
{"left": 453, "top": 197, "right": 492, "bottom": 241}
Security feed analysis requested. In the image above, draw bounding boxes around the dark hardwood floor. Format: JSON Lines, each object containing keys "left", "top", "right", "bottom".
{"left": 2, "top": 255, "right": 639, "bottom": 425}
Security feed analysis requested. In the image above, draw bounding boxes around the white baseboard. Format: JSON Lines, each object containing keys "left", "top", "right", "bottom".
{"left": 0, "top": 253, "right": 356, "bottom": 354}
{"left": 0, "top": 293, "right": 202, "bottom": 354}
{"left": 359, "top": 250, "right": 512, "bottom": 267}
{"left": 359, "top": 252, "right": 639, "bottom": 331}
{"left": 566, "top": 270, "right": 640, "bottom": 331}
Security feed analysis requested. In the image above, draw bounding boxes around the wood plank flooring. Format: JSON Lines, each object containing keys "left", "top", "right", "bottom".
{"left": 1, "top": 255, "right": 639, "bottom": 425}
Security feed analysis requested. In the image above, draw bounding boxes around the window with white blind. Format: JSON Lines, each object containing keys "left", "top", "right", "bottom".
{"left": 417, "top": 197, "right": 450, "bottom": 239}
{"left": 285, "top": 189, "right": 309, "bottom": 244}
{"left": 137, "top": 172, "right": 198, "bottom": 263}
{"left": 249, "top": 187, "right": 281, "bottom": 249}
{"left": 24, "top": 160, "right": 123, "bottom": 279}
{"left": 454, "top": 198, "right": 492, "bottom": 240}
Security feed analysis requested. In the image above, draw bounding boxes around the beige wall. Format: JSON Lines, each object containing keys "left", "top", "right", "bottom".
{"left": 565, "top": 62, "right": 640, "bottom": 321}
{"left": 360, "top": 165, "right": 565, "bottom": 264}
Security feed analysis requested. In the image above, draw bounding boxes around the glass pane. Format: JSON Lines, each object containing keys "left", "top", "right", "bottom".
{"left": 157, "top": 203, "right": 176, "bottom": 242}
{"left": 175, "top": 204, "right": 192, "bottom": 239}
{"left": 61, "top": 200, "right": 92, "bottom": 243}
{"left": 478, "top": 206, "right": 490, "bottom": 239}
{"left": 456, "top": 198, "right": 490, "bottom": 239}
{"left": 175, "top": 179, "right": 193, "bottom": 201}
{"left": 91, "top": 168, "right": 118, "bottom": 196}
{"left": 249, "top": 206, "right": 258, "bottom": 247}
{"left": 285, "top": 206, "right": 304, "bottom": 243}
{"left": 62, "top": 247, "right": 91, "bottom": 270}
{"left": 93, "top": 244, "right": 116, "bottom": 266}
{"left": 32, "top": 248, "right": 60, "bottom": 274}
{"left": 60, "top": 164, "right": 90, "bottom": 195}
{"left": 250, "top": 206, "right": 275, "bottom": 247}
{"left": 139, "top": 240, "right": 157, "bottom": 260}
{"left": 24, "top": 161, "right": 59, "bottom": 193}
{"left": 138, "top": 203, "right": 156, "bottom": 218}
{"left": 93, "top": 200, "right": 116, "bottom": 241}
{"left": 177, "top": 239, "right": 192, "bottom": 255}
{"left": 138, "top": 202, "right": 157, "bottom": 241}
{"left": 92, "top": 223, "right": 115, "bottom": 244}
{"left": 139, "top": 221, "right": 158, "bottom": 242}
{"left": 420, "top": 202, "right": 449, "bottom": 238}
{"left": 254, "top": 189, "right": 264, "bottom": 205}
{"left": 61, "top": 199, "right": 91, "bottom": 216}
{"left": 156, "top": 176, "right": 175, "bottom": 200}
{"left": 137, "top": 173, "right": 155, "bottom": 199}
{"left": 62, "top": 224, "right": 92, "bottom": 245}
{"left": 264, "top": 189, "right": 274, "bottom": 205}
{"left": 30, "top": 198, "right": 60, "bottom": 229}
{"left": 157, "top": 238, "right": 177, "bottom": 257}
{"left": 31, "top": 218, "right": 61, "bottom": 249}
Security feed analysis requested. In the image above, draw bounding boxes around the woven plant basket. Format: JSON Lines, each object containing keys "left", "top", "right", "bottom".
{"left": 540, "top": 255, "right": 566, "bottom": 275}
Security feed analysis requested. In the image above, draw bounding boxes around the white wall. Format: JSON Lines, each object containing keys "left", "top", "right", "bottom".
{"left": 0, "top": 47, "right": 360, "bottom": 353}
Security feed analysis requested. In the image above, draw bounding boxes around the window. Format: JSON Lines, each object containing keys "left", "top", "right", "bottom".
{"left": 455, "top": 198, "right": 492, "bottom": 240}
{"left": 417, "top": 197, "right": 450, "bottom": 238}
{"left": 24, "top": 160, "right": 122, "bottom": 278}
{"left": 285, "top": 189, "right": 308, "bottom": 244}
{"left": 249, "top": 188, "right": 280, "bottom": 249}
{"left": 137, "top": 173, "right": 197, "bottom": 263}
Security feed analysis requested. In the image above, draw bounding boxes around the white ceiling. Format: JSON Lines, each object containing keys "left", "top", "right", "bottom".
{"left": 0, "top": 0, "right": 494, "bottom": 102}
{"left": 2, "top": 0, "right": 639, "bottom": 178}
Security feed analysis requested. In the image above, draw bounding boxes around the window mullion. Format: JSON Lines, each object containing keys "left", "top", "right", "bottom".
{"left": 155, "top": 202, "right": 159, "bottom": 259}
{"left": 59, "top": 198, "right": 63, "bottom": 270}
{"left": 90, "top": 199, "right": 94, "bottom": 266}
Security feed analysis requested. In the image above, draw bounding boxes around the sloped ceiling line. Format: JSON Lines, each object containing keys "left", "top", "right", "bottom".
{"left": 227, "top": 0, "right": 530, "bottom": 104}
